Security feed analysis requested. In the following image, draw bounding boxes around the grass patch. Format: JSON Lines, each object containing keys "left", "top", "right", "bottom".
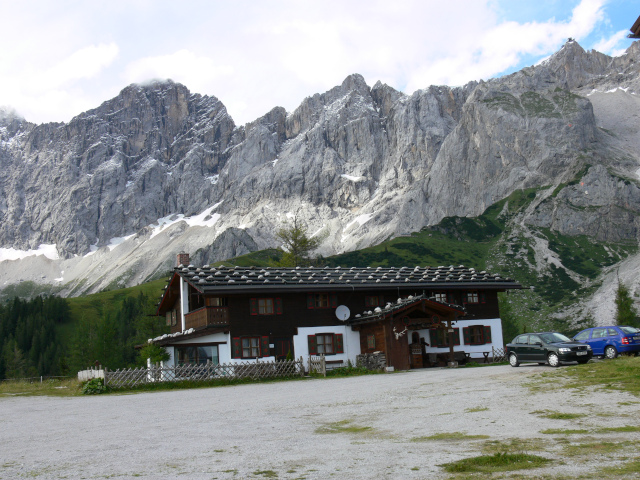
{"left": 0, "top": 378, "right": 80, "bottom": 397}
{"left": 531, "top": 410, "right": 585, "bottom": 420}
{"left": 595, "top": 426, "right": 640, "bottom": 433}
{"left": 558, "top": 356, "right": 640, "bottom": 396}
{"left": 562, "top": 441, "right": 630, "bottom": 457}
{"left": 440, "top": 452, "right": 552, "bottom": 473}
{"left": 315, "top": 419, "right": 373, "bottom": 435}
{"left": 253, "top": 470, "right": 278, "bottom": 478}
{"left": 596, "top": 457, "right": 640, "bottom": 476}
{"left": 465, "top": 406, "right": 489, "bottom": 413}
{"left": 411, "top": 432, "right": 490, "bottom": 442}
{"left": 482, "top": 438, "right": 546, "bottom": 454}
{"left": 540, "top": 429, "right": 590, "bottom": 435}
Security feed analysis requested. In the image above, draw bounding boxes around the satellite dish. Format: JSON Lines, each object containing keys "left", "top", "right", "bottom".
{"left": 335, "top": 305, "right": 350, "bottom": 321}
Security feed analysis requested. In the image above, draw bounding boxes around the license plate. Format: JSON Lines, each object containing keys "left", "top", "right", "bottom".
{"left": 577, "top": 351, "right": 587, "bottom": 356}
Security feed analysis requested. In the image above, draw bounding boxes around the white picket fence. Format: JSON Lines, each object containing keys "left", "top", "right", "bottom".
{"left": 103, "top": 358, "right": 305, "bottom": 389}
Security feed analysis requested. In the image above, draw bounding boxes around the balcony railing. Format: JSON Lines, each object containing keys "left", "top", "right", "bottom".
{"left": 184, "top": 306, "right": 229, "bottom": 330}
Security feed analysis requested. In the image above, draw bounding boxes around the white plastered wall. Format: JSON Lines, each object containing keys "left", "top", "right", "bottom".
{"left": 413, "top": 318, "right": 504, "bottom": 359}
{"left": 294, "top": 325, "right": 361, "bottom": 365}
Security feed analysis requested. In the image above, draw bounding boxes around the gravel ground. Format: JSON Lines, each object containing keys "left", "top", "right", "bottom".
{"left": 1, "top": 364, "right": 639, "bottom": 479}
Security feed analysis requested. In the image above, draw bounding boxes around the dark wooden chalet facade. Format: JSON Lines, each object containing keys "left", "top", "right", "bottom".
{"left": 154, "top": 254, "right": 522, "bottom": 370}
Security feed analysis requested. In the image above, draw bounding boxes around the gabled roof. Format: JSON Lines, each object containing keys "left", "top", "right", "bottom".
{"left": 630, "top": 15, "right": 640, "bottom": 38}
{"left": 169, "top": 264, "right": 522, "bottom": 295}
{"left": 347, "top": 294, "right": 465, "bottom": 326}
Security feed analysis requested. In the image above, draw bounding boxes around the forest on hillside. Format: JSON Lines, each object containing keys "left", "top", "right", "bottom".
{"left": 0, "top": 292, "right": 168, "bottom": 380}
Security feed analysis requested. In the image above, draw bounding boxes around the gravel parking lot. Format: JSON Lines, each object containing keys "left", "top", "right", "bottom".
{"left": 1, "top": 364, "right": 638, "bottom": 479}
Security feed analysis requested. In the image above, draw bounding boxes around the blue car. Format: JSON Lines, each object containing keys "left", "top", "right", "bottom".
{"left": 573, "top": 326, "right": 640, "bottom": 359}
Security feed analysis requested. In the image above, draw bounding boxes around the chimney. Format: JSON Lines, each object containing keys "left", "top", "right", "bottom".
{"left": 176, "top": 252, "right": 190, "bottom": 267}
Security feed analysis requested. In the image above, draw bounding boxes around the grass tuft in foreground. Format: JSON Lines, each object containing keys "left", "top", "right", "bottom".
{"left": 560, "top": 356, "right": 640, "bottom": 396}
{"left": 0, "top": 378, "right": 80, "bottom": 397}
{"left": 315, "top": 419, "right": 373, "bottom": 435}
{"left": 440, "top": 452, "right": 552, "bottom": 473}
{"left": 411, "top": 432, "right": 490, "bottom": 442}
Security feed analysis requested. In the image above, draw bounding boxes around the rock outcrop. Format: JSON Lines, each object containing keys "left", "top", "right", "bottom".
{"left": 1, "top": 40, "right": 639, "bottom": 296}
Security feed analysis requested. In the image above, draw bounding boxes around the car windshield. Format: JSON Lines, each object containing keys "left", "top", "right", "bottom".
{"left": 620, "top": 326, "right": 639, "bottom": 334}
{"left": 540, "top": 333, "right": 571, "bottom": 343}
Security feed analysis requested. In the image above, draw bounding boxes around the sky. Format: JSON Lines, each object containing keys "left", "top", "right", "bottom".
{"left": 0, "top": 0, "right": 637, "bottom": 126}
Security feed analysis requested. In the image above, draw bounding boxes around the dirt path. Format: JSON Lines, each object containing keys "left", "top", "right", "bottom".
{"left": 1, "top": 365, "right": 638, "bottom": 479}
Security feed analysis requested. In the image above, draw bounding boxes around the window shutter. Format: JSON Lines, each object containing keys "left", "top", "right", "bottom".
{"left": 447, "top": 292, "right": 453, "bottom": 304}
{"left": 335, "top": 334, "right": 344, "bottom": 353}
{"left": 231, "top": 337, "right": 242, "bottom": 358}
{"left": 260, "top": 336, "right": 270, "bottom": 357}
{"left": 250, "top": 298, "right": 258, "bottom": 315}
{"left": 166, "top": 312, "right": 171, "bottom": 326}
{"left": 480, "top": 292, "right": 486, "bottom": 303}
{"left": 484, "top": 326, "right": 492, "bottom": 344}
{"left": 275, "top": 298, "right": 283, "bottom": 315}
{"left": 429, "top": 329, "right": 437, "bottom": 347}
{"left": 453, "top": 328, "right": 461, "bottom": 346}
{"left": 308, "top": 335, "right": 317, "bottom": 355}
{"left": 462, "top": 291, "right": 467, "bottom": 304}
{"left": 463, "top": 327, "right": 470, "bottom": 345}
{"left": 330, "top": 294, "right": 338, "bottom": 308}
{"left": 307, "top": 293, "right": 314, "bottom": 309}
{"left": 378, "top": 296, "right": 385, "bottom": 307}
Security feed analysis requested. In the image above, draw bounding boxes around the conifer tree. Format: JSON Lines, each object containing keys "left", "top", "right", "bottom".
{"left": 614, "top": 280, "right": 639, "bottom": 327}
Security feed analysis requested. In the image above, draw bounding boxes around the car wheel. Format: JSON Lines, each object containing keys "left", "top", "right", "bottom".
{"left": 509, "top": 353, "right": 520, "bottom": 367}
{"left": 547, "top": 352, "right": 560, "bottom": 367}
{"left": 604, "top": 345, "right": 618, "bottom": 359}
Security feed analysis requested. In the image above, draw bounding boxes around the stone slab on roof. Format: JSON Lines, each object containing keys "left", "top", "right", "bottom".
{"left": 172, "top": 264, "right": 522, "bottom": 292}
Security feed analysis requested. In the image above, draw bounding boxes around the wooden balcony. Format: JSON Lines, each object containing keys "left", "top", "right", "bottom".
{"left": 184, "top": 307, "right": 229, "bottom": 330}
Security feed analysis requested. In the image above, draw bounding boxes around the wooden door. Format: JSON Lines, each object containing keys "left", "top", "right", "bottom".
{"left": 274, "top": 337, "right": 293, "bottom": 361}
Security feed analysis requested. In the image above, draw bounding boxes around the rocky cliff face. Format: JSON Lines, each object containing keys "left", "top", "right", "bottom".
{"left": 1, "top": 40, "right": 639, "bottom": 298}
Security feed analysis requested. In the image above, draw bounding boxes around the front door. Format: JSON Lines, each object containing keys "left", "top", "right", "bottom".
{"left": 273, "top": 337, "right": 293, "bottom": 361}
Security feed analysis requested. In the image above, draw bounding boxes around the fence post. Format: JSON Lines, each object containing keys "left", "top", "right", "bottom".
{"left": 321, "top": 354, "right": 326, "bottom": 377}
{"left": 300, "top": 357, "right": 305, "bottom": 377}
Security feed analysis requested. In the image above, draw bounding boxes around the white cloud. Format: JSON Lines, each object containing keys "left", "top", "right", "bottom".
{"left": 593, "top": 29, "right": 629, "bottom": 56}
{"left": 123, "top": 50, "right": 234, "bottom": 94}
{"left": 404, "top": 0, "right": 607, "bottom": 90}
{"left": 0, "top": 0, "right": 624, "bottom": 126}
{"left": 43, "top": 43, "right": 119, "bottom": 90}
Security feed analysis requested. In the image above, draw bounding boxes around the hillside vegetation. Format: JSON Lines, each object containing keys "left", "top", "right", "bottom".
{"left": 1, "top": 190, "right": 637, "bottom": 379}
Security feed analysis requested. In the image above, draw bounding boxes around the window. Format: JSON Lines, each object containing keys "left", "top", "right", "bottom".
{"left": 574, "top": 331, "right": 590, "bottom": 341}
{"left": 231, "top": 336, "right": 270, "bottom": 358}
{"left": 259, "top": 298, "right": 274, "bottom": 315}
{"left": 166, "top": 310, "right": 177, "bottom": 326}
{"left": 314, "top": 294, "right": 329, "bottom": 308}
{"left": 175, "top": 345, "right": 219, "bottom": 365}
{"left": 463, "top": 325, "right": 492, "bottom": 345}
{"left": 306, "top": 293, "right": 338, "bottom": 309}
{"left": 515, "top": 335, "right": 528, "bottom": 344}
{"left": 365, "top": 295, "right": 382, "bottom": 307}
{"left": 207, "top": 297, "right": 228, "bottom": 307}
{"left": 367, "top": 334, "right": 376, "bottom": 349}
{"left": 466, "top": 291, "right": 479, "bottom": 304}
{"left": 250, "top": 298, "right": 282, "bottom": 315}
{"left": 307, "top": 333, "right": 344, "bottom": 355}
{"left": 592, "top": 328, "right": 606, "bottom": 339}
{"left": 429, "top": 328, "right": 460, "bottom": 348}
{"left": 434, "top": 292, "right": 447, "bottom": 303}
{"left": 316, "top": 334, "right": 334, "bottom": 354}
{"left": 242, "top": 337, "right": 260, "bottom": 358}
{"left": 528, "top": 335, "right": 542, "bottom": 345}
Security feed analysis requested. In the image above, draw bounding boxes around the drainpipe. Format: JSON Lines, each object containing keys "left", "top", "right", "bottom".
{"left": 179, "top": 276, "right": 187, "bottom": 332}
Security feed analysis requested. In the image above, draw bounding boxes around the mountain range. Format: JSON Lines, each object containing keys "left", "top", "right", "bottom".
{"left": 1, "top": 39, "right": 640, "bottom": 327}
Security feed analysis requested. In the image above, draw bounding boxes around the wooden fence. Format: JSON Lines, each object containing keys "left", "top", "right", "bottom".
{"left": 308, "top": 355, "right": 326, "bottom": 376}
{"left": 104, "top": 358, "right": 305, "bottom": 389}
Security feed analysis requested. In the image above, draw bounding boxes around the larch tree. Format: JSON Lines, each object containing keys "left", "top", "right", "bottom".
{"left": 275, "top": 218, "right": 324, "bottom": 267}
{"left": 614, "top": 280, "right": 639, "bottom": 327}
